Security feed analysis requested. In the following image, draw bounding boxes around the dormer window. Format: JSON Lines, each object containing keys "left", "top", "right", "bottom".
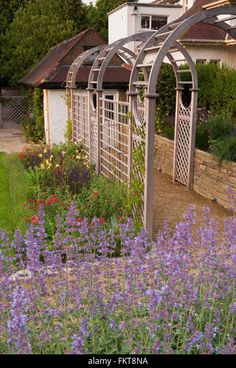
{"left": 141, "top": 15, "right": 167, "bottom": 30}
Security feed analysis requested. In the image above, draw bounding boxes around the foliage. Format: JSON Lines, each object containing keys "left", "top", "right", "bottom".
{"left": 0, "top": 206, "right": 235, "bottom": 354}
{"left": 78, "top": 175, "right": 128, "bottom": 221}
{"left": 210, "top": 135, "right": 236, "bottom": 162}
{"left": 0, "top": 153, "right": 34, "bottom": 234}
{"left": 87, "top": 0, "right": 136, "bottom": 40}
{"left": 0, "top": 0, "right": 30, "bottom": 85}
{"left": 21, "top": 88, "right": 44, "bottom": 143}
{"left": 195, "top": 113, "right": 235, "bottom": 152}
{"left": 196, "top": 63, "right": 236, "bottom": 116}
{"left": 65, "top": 119, "right": 72, "bottom": 142}
{"left": 1, "top": 0, "right": 88, "bottom": 85}
{"left": 155, "top": 63, "right": 176, "bottom": 133}
{"left": 19, "top": 143, "right": 92, "bottom": 196}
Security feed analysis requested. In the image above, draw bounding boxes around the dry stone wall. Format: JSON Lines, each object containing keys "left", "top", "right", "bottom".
{"left": 154, "top": 135, "right": 235, "bottom": 210}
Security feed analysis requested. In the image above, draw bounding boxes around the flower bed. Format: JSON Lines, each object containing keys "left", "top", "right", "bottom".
{"left": 0, "top": 205, "right": 235, "bottom": 354}
{"left": 16, "top": 143, "right": 129, "bottom": 237}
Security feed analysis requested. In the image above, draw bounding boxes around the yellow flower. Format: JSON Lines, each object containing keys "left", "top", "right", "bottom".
{"left": 40, "top": 163, "right": 45, "bottom": 169}
{"left": 39, "top": 153, "right": 43, "bottom": 158}
{"left": 44, "top": 148, "right": 48, "bottom": 153}
{"left": 50, "top": 155, "right": 53, "bottom": 161}
{"left": 55, "top": 164, "right": 60, "bottom": 168}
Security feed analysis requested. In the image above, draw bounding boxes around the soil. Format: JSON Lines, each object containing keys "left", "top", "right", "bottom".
{"left": 153, "top": 170, "right": 231, "bottom": 234}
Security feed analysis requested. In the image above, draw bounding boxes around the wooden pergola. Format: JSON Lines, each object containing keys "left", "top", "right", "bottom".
{"left": 66, "top": 0, "right": 236, "bottom": 234}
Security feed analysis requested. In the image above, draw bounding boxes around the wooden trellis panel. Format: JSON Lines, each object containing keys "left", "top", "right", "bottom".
{"left": 72, "top": 91, "right": 89, "bottom": 154}
{"left": 175, "top": 104, "right": 191, "bottom": 185}
{"left": 99, "top": 97, "right": 129, "bottom": 183}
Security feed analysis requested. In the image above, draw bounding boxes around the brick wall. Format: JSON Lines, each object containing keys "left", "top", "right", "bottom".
{"left": 154, "top": 135, "right": 235, "bottom": 210}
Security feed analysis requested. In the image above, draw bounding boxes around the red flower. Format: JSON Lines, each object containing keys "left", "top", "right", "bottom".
{"left": 77, "top": 217, "right": 83, "bottom": 222}
{"left": 46, "top": 197, "right": 59, "bottom": 206}
{"left": 26, "top": 214, "right": 39, "bottom": 225}
{"left": 37, "top": 199, "right": 44, "bottom": 205}
{"left": 98, "top": 217, "right": 105, "bottom": 224}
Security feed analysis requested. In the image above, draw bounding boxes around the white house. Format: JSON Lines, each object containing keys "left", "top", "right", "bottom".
{"left": 108, "top": 0, "right": 236, "bottom": 67}
{"left": 108, "top": 1, "right": 184, "bottom": 51}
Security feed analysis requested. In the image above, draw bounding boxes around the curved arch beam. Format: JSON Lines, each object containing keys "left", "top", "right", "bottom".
{"left": 147, "top": 5, "right": 236, "bottom": 93}
{"left": 66, "top": 45, "right": 105, "bottom": 89}
{"left": 88, "top": 31, "right": 155, "bottom": 90}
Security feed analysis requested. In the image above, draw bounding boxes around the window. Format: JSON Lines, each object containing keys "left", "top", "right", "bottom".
{"left": 209, "top": 59, "right": 221, "bottom": 64}
{"left": 196, "top": 59, "right": 207, "bottom": 64}
{"left": 141, "top": 16, "right": 150, "bottom": 29}
{"left": 141, "top": 15, "right": 167, "bottom": 30}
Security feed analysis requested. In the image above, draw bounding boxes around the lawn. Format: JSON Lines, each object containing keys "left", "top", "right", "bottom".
{"left": 0, "top": 153, "right": 33, "bottom": 233}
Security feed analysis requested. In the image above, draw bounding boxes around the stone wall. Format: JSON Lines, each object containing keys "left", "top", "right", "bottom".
{"left": 154, "top": 135, "right": 235, "bottom": 210}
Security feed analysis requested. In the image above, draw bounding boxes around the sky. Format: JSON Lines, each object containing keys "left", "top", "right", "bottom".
{"left": 82, "top": 0, "right": 96, "bottom": 4}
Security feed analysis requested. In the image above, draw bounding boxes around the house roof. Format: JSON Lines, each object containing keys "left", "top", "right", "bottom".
{"left": 19, "top": 28, "right": 105, "bottom": 87}
{"left": 40, "top": 65, "right": 131, "bottom": 89}
{"left": 180, "top": 0, "right": 227, "bottom": 42}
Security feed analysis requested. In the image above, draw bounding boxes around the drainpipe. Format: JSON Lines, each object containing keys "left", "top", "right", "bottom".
{"left": 131, "top": 5, "right": 138, "bottom": 52}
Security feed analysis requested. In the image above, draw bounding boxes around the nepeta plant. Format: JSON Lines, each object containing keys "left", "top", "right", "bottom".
{"left": 0, "top": 205, "right": 235, "bottom": 354}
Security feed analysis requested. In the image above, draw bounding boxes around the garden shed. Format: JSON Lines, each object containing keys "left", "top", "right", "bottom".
{"left": 20, "top": 28, "right": 112, "bottom": 145}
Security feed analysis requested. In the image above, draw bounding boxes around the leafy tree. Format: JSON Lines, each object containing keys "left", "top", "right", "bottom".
{"left": 1, "top": 0, "right": 88, "bottom": 86}
{"left": 87, "top": 0, "right": 136, "bottom": 40}
{"left": 0, "top": 0, "right": 30, "bottom": 85}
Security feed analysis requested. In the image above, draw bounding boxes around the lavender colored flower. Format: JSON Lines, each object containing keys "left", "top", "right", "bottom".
{"left": 7, "top": 286, "right": 31, "bottom": 353}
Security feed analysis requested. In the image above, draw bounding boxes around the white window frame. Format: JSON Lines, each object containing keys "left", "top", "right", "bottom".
{"left": 140, "top": 14, "right": 168, "bottom": 31}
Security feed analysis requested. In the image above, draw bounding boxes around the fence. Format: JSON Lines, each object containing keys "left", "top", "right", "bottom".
{"left": 0, "top": 95, "right": 29, "bottom": 128}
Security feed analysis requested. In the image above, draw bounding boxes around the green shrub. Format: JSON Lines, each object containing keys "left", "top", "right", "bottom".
{"left": 155, "top": 63, "right": 176, "bottom": 132}
{"left": 210, "top": 135, "right": 236, "bottom": 162}
{"left": 65, "top": 119, "right": 72, "bottom": 142}
{"left": 195, "top": 123, "right": 209, "bottom": 151}
{"left": 21, "top": 88, "right": 44, "bottom": 143}
{"left": 207, "top": 113, "right": 234, "bottom": 142}
{"left": 195, "top": 113, "right": 235, "bottom": 151}
{"left": 78, "top": 175, "right": 128, "bottom": 221}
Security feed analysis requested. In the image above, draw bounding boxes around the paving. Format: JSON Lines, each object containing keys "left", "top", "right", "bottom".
{"left": 0, "top": 128, "right": 26, "bottom": 154}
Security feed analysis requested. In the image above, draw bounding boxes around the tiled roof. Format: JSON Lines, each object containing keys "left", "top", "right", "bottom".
{"left": 40, "top": 65, "right": 130, "bottom": 88}
{"left": 19, "top": 28, "right": 105, "bottom": 87}
{"left": 180, "top": 0, "right": 227, "bottom": 41}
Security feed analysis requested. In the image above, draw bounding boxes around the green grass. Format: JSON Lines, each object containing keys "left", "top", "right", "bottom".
{"left": 0, "top": 153, "right": 33, "bottom": 234}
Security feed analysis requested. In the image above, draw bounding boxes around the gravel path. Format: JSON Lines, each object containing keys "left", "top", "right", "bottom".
{"left": 153, "top": 170, "right": 231, "bottom": 233}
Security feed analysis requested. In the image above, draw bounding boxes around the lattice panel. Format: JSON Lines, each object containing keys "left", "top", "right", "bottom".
{"left": 90, "top": 109, "right": 98, "bottom": 165}
{"left": 99, "top": 98, "right": 129, "bottom": 183}
{"left": 137, "top": 97, "right": 145, "bottom": 126}
{"left": 1, "top": 97, "right": 28, "bottom": 124}
{"left": 72, "top": 91, "right": 89, "bottom": 154}
{"left": 131, "top": 123, "right": 146, "bottom": 224}
{"left": 175, "top": 105, "right": 191, "bottom": 185}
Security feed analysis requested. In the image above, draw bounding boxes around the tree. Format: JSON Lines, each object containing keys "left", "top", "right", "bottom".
{"left": 0, "top": 0, "right": 31, "bottom": 85}
{"left": 87, "top": 0, "right": 136, "bottom": 40}
{"left": 1, "top": 0, "right": 88, "bottom": 86}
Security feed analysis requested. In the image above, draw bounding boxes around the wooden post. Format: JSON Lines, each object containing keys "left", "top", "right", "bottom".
{"left": 87, "top": 89, "right": 93, "bottom": 164}
{"left": 173, "top": 88, "right": 183, "bottom": 183}
{"left": 144, "top": 94, "right": 158, "bottom": 236}
{"left": 187, "top": 89, "right": 198, "bottom": 190}
{"left": 96, "top": 90, "right": 103, "bottom": 174}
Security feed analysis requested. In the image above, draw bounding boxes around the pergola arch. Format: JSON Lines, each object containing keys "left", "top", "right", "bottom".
{"left": 67, "top": 1, "right": 236, "bottom": 234}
